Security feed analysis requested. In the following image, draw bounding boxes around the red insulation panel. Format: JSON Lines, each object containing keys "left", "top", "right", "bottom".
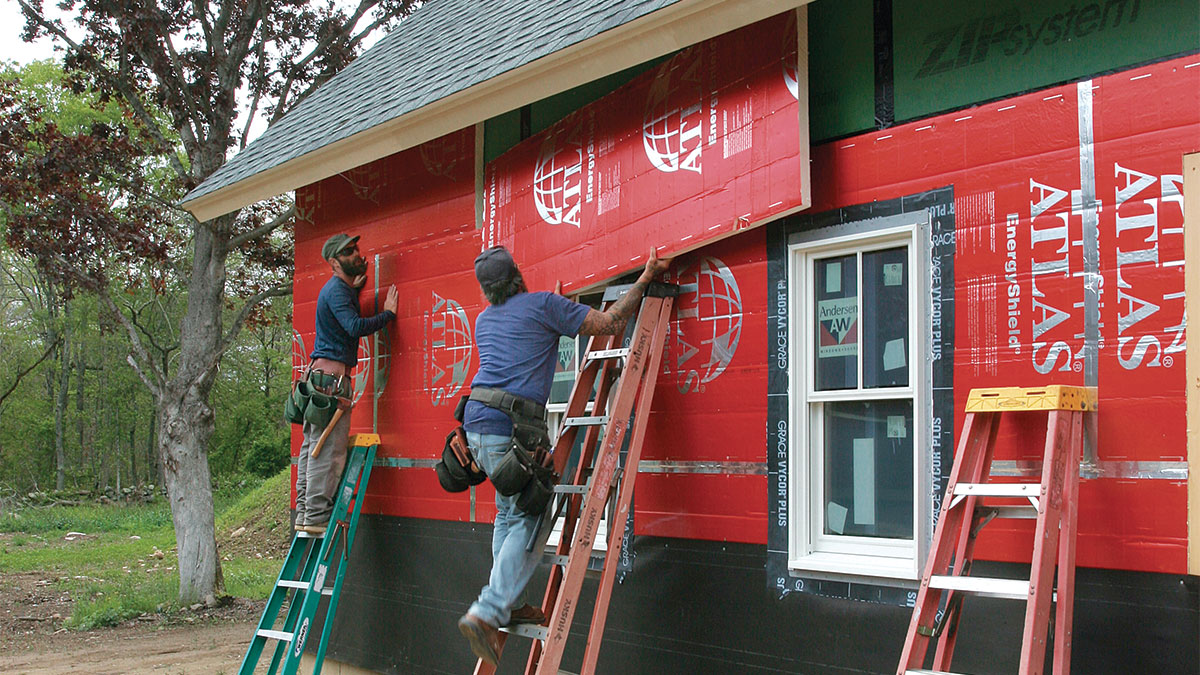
{"left": 291, "top": 47, "right": 1199, "bottom": 573}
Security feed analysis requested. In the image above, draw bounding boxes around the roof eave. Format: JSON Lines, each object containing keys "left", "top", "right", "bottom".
{"left": 181, "top": 0, "right": 811, "bottom": 223}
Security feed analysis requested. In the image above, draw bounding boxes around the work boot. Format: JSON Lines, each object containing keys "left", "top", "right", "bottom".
{"left": 299, "top": 522, "right": 327, "bottom": 536}
{"left": 457, "top": 613, "right": 500, "bottom": 666}
{"left": 506, "top": 603, "right": 546, "bottom": 626}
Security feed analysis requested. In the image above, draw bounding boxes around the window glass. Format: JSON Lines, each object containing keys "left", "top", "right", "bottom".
{"left": 549, "top": 336, "right": 577, "bottom": 405}
{"left": 862, "top": 247, "right": 909, "bottom": 388}
{"left": 814, "top": 254, "right": 858, "bottom": 390}
{"left": 821, "top": 399, "right": 914, "bottom": 539}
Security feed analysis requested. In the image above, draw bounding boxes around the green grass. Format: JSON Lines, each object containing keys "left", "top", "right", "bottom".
{"left": 0, "top": 469, "right": 290, "bottom": 630}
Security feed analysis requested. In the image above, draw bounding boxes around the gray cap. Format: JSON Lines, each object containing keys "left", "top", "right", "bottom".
{"left": 321, "top": 234, "right": 360, "bottom": 260}
{"left": 474, "top": 246, "right": 519, "bottom": 286}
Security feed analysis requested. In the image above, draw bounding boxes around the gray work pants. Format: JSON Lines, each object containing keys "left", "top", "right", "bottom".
{"left": 295, "top": 408, "right": 352, "bottom": 526}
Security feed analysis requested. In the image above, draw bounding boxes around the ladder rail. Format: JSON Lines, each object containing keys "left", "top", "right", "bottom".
{"left": 578, "top": 295, "right": 673, "bottom": 675}
{"left": 897, "top": 411, "right": 999, "bottom": 673}
{"left": 932, "top": 412, "right": 1002, "bottom": 671}
{"left": 311, "top": 443, "right": 377, "bottom": 675}
{"left": 533, "top": 296, "right": 662, "bottom": 675}
{"left": 1053, "top": 413, "right": 1082, "bottom": 674}
{"left": 1018, "top": 410, "right": 1071, "bottom": 673}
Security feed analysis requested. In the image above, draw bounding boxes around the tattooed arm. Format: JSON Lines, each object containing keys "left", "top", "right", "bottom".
{"left": 579, "top": 248, "right": 670, "bottom": 336}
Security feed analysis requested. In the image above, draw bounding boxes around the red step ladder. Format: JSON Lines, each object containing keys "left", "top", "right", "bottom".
{"left": 897, "top": 385, "right": 1093, "bottom": 675}
{"left": 474, "top": 281, "right": 677, "bottom": 675}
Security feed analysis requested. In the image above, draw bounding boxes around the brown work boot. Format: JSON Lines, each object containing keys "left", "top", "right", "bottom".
{"left": 457, "top": 613, "right": 500, "bottom": 666}
{"left": 506, "top": 603, "right": 546, "bottom": 626}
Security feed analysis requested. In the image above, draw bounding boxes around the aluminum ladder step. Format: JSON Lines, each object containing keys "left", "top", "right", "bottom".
{"left": 500, "top": 623, "right": 548, "bottom": 641}
{"left": 586, "top": 348, "right": 629, "bottom": 361}
{"left": 953, "top": 483, "right": 1040, "bottom": 497}
{"left": 929, "top": 575, "right": 1030, "bottom": 600}
{"left": 906, "top": 670, "right": 968, "bottom": 675}
{"left": 563, "top": 415, "right": 608, "bottom": 427}
{"left": 256, "top": 628, "right": 294, "bottom": 642}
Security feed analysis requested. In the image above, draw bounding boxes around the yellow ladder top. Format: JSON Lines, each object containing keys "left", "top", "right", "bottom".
{"left": 350, "top": 433, "right": 381, "bottom": 446}
{"left": 965, "top": 385, "right": 1097, "bottom": 412}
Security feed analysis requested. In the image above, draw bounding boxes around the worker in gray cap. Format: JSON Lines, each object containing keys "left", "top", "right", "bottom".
{"left": 457, "top": 245, "right": 667, "bottom": 666}
{"left": 295, "top": 233, "right": 398, "bottom": 535}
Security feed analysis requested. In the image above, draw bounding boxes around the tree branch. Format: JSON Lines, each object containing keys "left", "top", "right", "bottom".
{"left": 16, "top": 0, "right": 192, "bottom": 180}
{"left": 0, "top": 335, "right": 62, "bottom": 408}
{"left": 209, "top": 282, "right": 292, "bottom": 375}
{"left": 228, "top": 204, "right": 294, "bottom": 250}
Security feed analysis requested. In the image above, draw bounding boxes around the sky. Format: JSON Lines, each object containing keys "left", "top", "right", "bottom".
{"left": 1, "top": 1, "right": 74, "bottom": 65}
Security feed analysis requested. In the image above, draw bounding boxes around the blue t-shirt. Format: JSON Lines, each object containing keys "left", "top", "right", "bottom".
{"left": 309, "top": 276, "right": 395, "bottom": 367}
{"left": 464, "top": 291, "right": 591, "bottom": 436}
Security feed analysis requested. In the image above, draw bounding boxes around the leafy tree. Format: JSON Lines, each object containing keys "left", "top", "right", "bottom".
{"left": 8, "top": 0, "right": 418, "bottom": 604}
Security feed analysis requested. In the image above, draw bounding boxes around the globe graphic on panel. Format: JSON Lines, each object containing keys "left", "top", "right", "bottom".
{"left": 533, "top": 128, "right": 583, "bottom": 227}
{"left": 694, "top": 257, "right": 742, "bottom": 381}
{"left": 672, "top": 256, "right": 742, "bottom": 392}
{"left": 642, "top": 55, "right": 702, "bottom": 174}
{"left": 352, "top": 336, "right": 372, "bottom": 405}
{"left": 428, "top": 293, "right": 473, "bottom": 406}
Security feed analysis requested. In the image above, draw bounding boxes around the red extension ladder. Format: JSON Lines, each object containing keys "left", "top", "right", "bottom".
{"left": 474, "top": 281, "right": 677, "bottom": 675}
{"left": 897, "top": 385, "right": 1094, "bottom": 675}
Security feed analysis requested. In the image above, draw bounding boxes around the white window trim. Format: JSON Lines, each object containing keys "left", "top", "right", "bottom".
{"left": 787, "top": 213, "right": 932, "bottom": 582}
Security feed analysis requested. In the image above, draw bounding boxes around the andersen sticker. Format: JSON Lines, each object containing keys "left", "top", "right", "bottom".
{"left": 818, "top": 297, "right": 858, "bottom": 358}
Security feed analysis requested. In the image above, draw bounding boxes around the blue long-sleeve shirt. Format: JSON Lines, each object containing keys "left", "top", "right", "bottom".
{"left": 309, "top": 276, "right": 394, "bottom": 367}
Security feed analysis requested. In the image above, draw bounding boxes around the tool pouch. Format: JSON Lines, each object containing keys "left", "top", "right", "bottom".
{"left": 515, "top": 456, "right": 556, "bottom": 516}
{"left": 303, "top": 389, "right": 337, "bottom": 429}
{"left": 488, "top": 438, "right": 537, "bottom": 497}
{"left": 285, "top": 380, "right": 312, "bottom": 425}
{"left": 435, "top": 427, "right": 487, "bottom": 493}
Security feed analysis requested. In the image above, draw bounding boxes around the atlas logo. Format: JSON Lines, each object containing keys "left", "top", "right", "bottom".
{"left": 533, "top": 123, "right": 584, "bottom": 227}
{"left": 643, "top": 52, "right": 704, "bottom": 174}
{"left": 424, "top": 291, "right": 473, "bottom": 406}
{"left": 669, "top": 256, "right": 742, "bottom": 393}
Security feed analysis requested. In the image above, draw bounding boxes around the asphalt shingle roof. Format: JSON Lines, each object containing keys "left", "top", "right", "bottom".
{"left": 184, "top": 0, "right": 685, "bottom": 206}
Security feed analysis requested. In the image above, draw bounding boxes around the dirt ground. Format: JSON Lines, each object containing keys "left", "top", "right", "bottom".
{"left": 0, "top": 572, "right": 264, "bottom": 674}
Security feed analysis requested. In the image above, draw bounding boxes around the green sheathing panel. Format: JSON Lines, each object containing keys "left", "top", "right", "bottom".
{"left": 530, "top": 59, "right": 665, "bottom": 135}
{"left": 483, "top": 109, "right": 522, "bottom": 166}
{"left": 809, "top": 0, "right": 875, "bottom": 142}
{"left": 482, "top": 59, "right": 667, "bottom": 165}
{"left": 894, "top": 0, "right": 1200, "bottom": 122}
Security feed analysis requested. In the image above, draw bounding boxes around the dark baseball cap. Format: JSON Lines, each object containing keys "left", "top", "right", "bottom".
{"left": 321, "top": 234, "right": 360, "bottom": 260}
{"left": 474, "top": 246, "right": 519, "bottom": 286}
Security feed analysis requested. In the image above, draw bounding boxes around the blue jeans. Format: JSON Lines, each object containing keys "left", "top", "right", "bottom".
{"left": 468, "top": 431, "right": 549, "bottom": 628}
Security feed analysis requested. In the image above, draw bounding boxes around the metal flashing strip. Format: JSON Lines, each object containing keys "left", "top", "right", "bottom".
{"left": 990, "top": 460, "right": 1188, "bottom": 481}
{"left": 1077, "top": 79, "right": 1101, "bottom": 393}
{"left": 636, "top": 460, "right": 767, "bottom": 475}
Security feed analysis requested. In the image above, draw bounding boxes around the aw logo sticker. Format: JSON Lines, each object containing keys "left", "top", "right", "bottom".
{"left": 533, "top": 117, "right": 592, "bottom": 227}
{"left": 643, "top": 51, "right": 705, "bottom": 174}
{"left": 668, "top": 257, "right": 743, "bottom": 393}
{"left": 818, "top": 297, "right": 858, "bottom": 358}
{"left": 424, "top": 292, "right": 473, "bottom": 406}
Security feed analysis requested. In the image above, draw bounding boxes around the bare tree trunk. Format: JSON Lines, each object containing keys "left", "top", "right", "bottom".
{"left": 75, "top": 343, "right": 86, "bottom": 475}
{"left": 54, "top": 321, "right": 70, "bottom": 491}
{"left": 160, "top": 221, "right": 227, "bottom": 604}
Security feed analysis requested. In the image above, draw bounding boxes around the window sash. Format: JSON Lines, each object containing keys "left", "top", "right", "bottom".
{"left": 788, "top": 219, "right": 926, "bottom": 580}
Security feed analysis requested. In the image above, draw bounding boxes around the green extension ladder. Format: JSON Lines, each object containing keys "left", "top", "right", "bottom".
{"left": 238, "top": 434, "right": 378, "bottom": 675}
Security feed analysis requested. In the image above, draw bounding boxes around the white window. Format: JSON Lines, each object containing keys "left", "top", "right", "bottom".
{"left": 788, "top": 213, "right": 930, "bottom": 580}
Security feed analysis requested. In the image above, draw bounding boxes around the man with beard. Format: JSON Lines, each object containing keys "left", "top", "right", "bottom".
{"left": 295, "top": 233, "right": 398, "bottom": 535}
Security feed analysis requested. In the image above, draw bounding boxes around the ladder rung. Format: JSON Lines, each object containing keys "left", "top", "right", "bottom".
{"left": 256, "top": 628, "right": 294, "bottom": 642}
{"left": 563, "top": 415, "right": 608, "bottom": 427}
{"left": 587, "top": 348, "right": 630, "bottom": 361}
{"left": 929, "top": 575, "right": 1030, "bottom": 600}
{"left": 277, "top": 579, "right": 308, "bottom": 589}
{"left": 906, "top": 670, "right": 968, "bottom": 675}
{"left": 296, "top": 530, "right": 325, "bottom": 539}
{"left": 554, "top": 484, "right": 588, "bottom": 494}
{"left": 986, "top": 505, "right": 1039, "bottom": 519}
{"left": 953, "top": 483, "right": 1039, "bottom": 497}
{"left": 500, "top": 623, "right": 548, "bottom": 641}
